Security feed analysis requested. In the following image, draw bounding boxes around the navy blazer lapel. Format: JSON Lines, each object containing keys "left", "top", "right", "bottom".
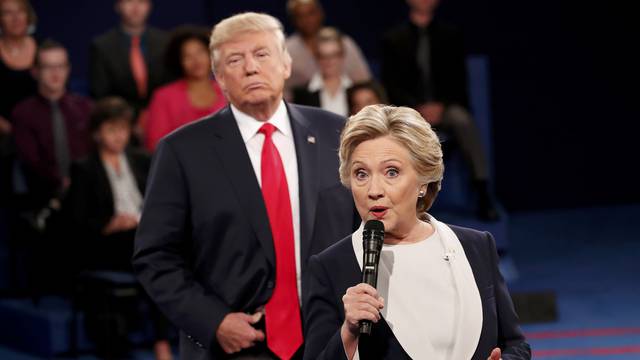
{"left": 208, "top": 107, "right": 275, "bottom": 266}
{"left": 287, "top": 104, "right": 319, "bottom": 261}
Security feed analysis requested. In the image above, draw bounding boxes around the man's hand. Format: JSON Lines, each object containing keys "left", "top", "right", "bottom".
{"left": 216, "top": 312, "right": 265, "bottom": 354}
{"left": 416, "top": 102, "right": 445, "bottom": 126}
{"left": 488, "top": 347, "right": 502, "bottom": 360}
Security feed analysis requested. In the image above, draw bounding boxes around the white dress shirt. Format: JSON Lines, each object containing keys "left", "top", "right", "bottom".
{"left": 307, "top": 73, "right": 353, "bottom": 117}
{"left": 103, "top": 154, "right": 143, "bottom": 221}
{"left": 231, "top": 101, "right": 302, "bottom": 298}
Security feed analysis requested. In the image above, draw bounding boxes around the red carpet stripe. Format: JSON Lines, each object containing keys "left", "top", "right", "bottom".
{"left": 526, "top": 327, "right": 640, "bottom": 339}
{"left": 534, "top": 345, "right": 640, "bottom": 357}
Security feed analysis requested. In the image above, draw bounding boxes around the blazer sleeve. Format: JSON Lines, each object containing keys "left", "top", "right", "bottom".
{"left": 65, "top": 161, "right": 111, "bottom": 238}
{"left": 303, "top": 255, "right": 349, "bottom": 360}
{"left": 132, "top": 139, "right": 231, "bottom": 349}
{"left": 486, "top": 232, "right": 532, "bottom": 359}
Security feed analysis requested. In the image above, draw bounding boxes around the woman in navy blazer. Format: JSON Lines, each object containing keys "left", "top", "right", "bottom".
{"left": 303, "top": 105, "right": 530, "bottom": 360}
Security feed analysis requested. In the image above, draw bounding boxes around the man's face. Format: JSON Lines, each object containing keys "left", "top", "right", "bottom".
{"left": 291, "top": 3, "right": 323, "bottom": 37}
{"left": 35, "top": 48, "right": 70, "bottom": 95}
{"left": 214, "top": 31, "right": 291, "bottom": 113}
{"left": 116, "top": 0, "right": 151, "bottom": 28}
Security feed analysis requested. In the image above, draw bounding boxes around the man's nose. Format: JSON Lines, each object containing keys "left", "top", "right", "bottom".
{"left": 244, "top": 55, "right": 259, "bottom": 75}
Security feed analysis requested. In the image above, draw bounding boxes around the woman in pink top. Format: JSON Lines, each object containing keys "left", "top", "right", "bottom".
{"left": 145, "top": 26, "right": 226, "bottom": 152}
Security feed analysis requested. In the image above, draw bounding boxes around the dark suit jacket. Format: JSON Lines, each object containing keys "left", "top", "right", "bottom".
{"left": 132, "top": 104, "right": 357, "bottom": 359}
{"left": 303, "top": 226, "right": 531, "bottom": 360}
{"left": 381, "top": 21, "right": 469, "bottom": 109}
{"left": 65, "top": 149, "right": 150, "bottom": 271}
{"left": 90, "top": 27, "right": 169, "bottom": 111}
{"left": 293, "top": 87, "right": 321, "bottom": 109}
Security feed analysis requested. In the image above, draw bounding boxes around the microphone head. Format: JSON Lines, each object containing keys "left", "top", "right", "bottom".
{"left": 364, "top": 219, "right": 385, "bottom": 232}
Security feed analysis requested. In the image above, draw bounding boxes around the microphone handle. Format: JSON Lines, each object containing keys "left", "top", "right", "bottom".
{"left": 359, "top": 264, "right": 378, "bottom": 335}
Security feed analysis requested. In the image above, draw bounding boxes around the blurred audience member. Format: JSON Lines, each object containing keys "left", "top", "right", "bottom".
{"left": 285, "top": 0, "right": 370, "bottom": 98}
{"left": 64, "top": 97, "right": 172, "bottom": 360}
{"left": 13, "top": 40, "right": 91, "bottom": 211}
{"left": 90, "top": 0, "right": 169, "bottom": 114}
{"left": 346, "top": 80, "right": 388, "bottom": 115}
{"left": 0, "top": 0, "right": 38, "bottom": 201}
{"left": 381, "top": 0, "right": 498, "bottom": 221}
{"left": 144, "top": 26, "right": 226, "bottom": 152}
{"left": 293, "top": 27, "right": 351, "bottom": 116}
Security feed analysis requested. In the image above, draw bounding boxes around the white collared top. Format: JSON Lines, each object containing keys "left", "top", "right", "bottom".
{"left": 351, "top": 215, "right": 482, "bottom": 359}
{"left": 307, "top": 73, "right": 352, "bottom": 117}
{"left": 231, "top": 101, "right": 302, "bottom": 298}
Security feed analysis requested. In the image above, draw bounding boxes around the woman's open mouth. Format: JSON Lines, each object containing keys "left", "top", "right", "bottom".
{"left": 370, "top": 206, "right": 388, "bottom": 219}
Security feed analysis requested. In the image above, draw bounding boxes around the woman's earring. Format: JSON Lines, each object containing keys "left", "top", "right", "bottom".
{"left": 418, "top": 190, "right": 426, "bottom": 198}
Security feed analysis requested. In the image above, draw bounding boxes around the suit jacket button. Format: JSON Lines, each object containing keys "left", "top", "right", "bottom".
{"left": 267, "top": 280, "right": 274, "bottom": 289}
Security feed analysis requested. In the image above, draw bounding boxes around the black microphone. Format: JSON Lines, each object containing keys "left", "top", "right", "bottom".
{"left": 360, "top": 219, "right": 385, "bottom": 335}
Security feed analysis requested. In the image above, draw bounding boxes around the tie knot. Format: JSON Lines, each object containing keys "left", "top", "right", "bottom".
{"left": 131, "top": 35, "right": 141, "bottom": 46}
{"left": 259, "top": 123, "right": 277, "bottom": 138}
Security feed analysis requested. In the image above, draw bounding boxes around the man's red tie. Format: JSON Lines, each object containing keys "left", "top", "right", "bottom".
{"left": 130, "top": 35, "right": 148, "bottom": 98}
{"left": 259, "top": 123, "right": 303, "bottom": 359}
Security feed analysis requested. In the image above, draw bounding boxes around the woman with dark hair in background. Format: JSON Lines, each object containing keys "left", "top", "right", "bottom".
{"left": 0, "top": 0, "right": 37, "bottom": 201}
{"left": 144, "top": 25, "right": 226, "bottom": 152}
{"left": 64, "top": 97, "right": 173, "bottom": 360}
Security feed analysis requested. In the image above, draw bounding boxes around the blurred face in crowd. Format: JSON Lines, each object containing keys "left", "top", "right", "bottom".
{"left": 116, "top": 0, "right": 151, "bottom": 29}
{"left": 96, "top": 119, "right": 131, "bottom": 154}
{"left": 316, "top": 40, "right": 344, "bottom": 80}
{"left": 350, "top": 135, "right": 424, "bottom": 238}
{"left": 350, "top": 88, "right": 382, "bottom": 115}
{"left": 34, "top": 48, "right": 70, "bottom": 97}
{"left": 407, "top": 0, "right": 439, "bottom": 13}
{"left": 291, "top": 2, "right": 323, "bottom": 37}
{"left": 181, "top": 38, "right": 211, "bottom": 80}
{"left": 0, "top": 0, "right": 29, "bottom": 37}
{"left": 215, "top": 31, "right": 291, "bottom": 114}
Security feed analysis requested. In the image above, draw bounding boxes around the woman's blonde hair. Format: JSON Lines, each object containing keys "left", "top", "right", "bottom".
{"left": 209, "top": 12, "right": 291, "bottom": 75}
{"left": 339, "top": 105, "right": 444, "bottom": 218}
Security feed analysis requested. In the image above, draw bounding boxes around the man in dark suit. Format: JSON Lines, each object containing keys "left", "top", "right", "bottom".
{"left": 90, "top": 0, "right": 169, "bottom": 113}
{"left": 133, "top": 12, "right": 356, "bottom": 360}
{"left": 381, "top": 0, "right": 499, "bottom": 221}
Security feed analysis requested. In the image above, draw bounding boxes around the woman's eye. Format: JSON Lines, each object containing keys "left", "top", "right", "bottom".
{"left": 354, "top": 170, "right": 368, "bottom": 180}
{"left": 386, "top": 168, "right": 399, "bottom": 177}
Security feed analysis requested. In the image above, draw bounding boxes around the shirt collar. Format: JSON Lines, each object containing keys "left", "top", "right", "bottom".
{"left": 231, "top": 100, "right": 291, "bottom": 143}
{"left": 307, "top": 73, "right": 353, "bottom": 92}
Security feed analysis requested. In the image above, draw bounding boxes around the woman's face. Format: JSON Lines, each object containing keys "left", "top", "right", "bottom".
{"left": 349, "top": 135, "right": 424, "bottom": 238}
{"left": 96, "top": 119, "right": 131, "bottom": 154}
{"left": 0, "top": 0, "right": 29, "bottom": 37}
{"left": 316, "top": 41, "right": 344, "bottom": 80}
{"left": 181, "top": 38, "right": 211, "bottom": 80}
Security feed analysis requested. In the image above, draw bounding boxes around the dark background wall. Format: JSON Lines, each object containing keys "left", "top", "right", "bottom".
{"left": 29, "top": 0, "right": 640, "bottom": 211}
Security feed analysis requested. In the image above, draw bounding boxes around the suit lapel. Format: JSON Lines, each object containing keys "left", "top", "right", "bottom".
{"left": 208, "top": 107, "right": 275, "bottom": 266}
{"left": 287, "top": 104, "right": 319, "bottom": 263}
